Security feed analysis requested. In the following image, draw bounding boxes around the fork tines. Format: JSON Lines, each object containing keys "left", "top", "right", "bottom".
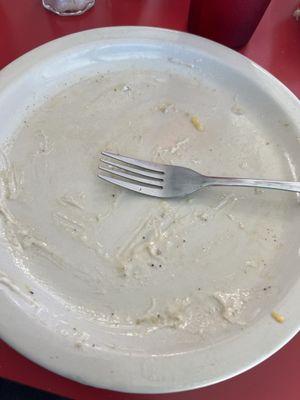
{"left": 98, "top": 151, "right": 164, "bottom": 195}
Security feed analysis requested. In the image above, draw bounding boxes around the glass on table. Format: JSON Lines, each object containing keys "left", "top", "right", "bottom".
{"left": 42, "top": 0, "right": 95, "bottom": 16}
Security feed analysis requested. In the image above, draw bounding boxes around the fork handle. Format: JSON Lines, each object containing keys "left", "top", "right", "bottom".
{"left": 205, "top": 177, "right": 300, "bottom": 193}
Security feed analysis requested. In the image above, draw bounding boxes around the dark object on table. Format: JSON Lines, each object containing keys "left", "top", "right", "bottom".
{"left": 188, "top": 0, "right": 271, "bottom": 48}
{"left": 0, "top": 378, "right": 67, "bottom": 400}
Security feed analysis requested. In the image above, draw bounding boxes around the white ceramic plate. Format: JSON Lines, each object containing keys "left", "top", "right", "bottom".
{"left": 0, "top": 27, "right": 299, "bottom": 393}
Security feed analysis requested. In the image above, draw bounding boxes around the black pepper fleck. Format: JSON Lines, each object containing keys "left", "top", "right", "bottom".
{"left": 263, "top": 285, "right": 271, "bottom": 291}
{"left": 29, "top": 290, "right": 34, "bottom": 295}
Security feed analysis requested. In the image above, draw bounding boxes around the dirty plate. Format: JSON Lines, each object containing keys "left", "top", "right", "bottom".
{"left": 0, "top": 27, "right": 299, "bottom": 393}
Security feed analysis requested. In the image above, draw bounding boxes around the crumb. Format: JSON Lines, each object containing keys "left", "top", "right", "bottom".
{"left": 113, "top": 84, "right": 131, "bottom": 92}
{"left": 263, "top": 286, "right": 271, "bottom": 291}
{"left": 198, "top": 212, "right": 209, "bottom": 222}
{"left": 158, "top": 103, "right": 172, "bottom": 113}
{"left": 245, "top": 260, "right": 257, "bottom": 268}
{"left": 231, "top": 104, "right": 244, "bottom": 115}
{"left": 271, "top": 311, "right": 285, "bottom": 323}
{"left": 190, "top": 115, "right": 204, "bottom": 132}
{"left": 254, "top": 188, "right": 264, "bottom": 195}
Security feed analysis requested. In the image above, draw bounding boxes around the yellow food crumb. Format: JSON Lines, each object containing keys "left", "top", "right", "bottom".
{"left": 271, "top": 311, "right": 285, "bottom": 323}
{"left": 191, "top": 115, "right": 204, "bottom": 132}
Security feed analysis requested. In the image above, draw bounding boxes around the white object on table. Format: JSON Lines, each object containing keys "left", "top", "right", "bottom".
{"left": 42, "top": 0, "right": 95, "bottom": 16}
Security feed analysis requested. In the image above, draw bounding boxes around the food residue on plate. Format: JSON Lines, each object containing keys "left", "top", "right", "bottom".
{"left": 190, "top": 115, "right": 204, "bottom": 132}
{"left": 271, "top": 311, "right": 285, "bottom": 323}
{"left": 0, "top": 64, "right": 295, "bottom": 349}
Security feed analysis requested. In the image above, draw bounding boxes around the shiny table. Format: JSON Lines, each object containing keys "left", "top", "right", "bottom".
{"left": 0, "top": 0, "right": 299, "bottom": 399}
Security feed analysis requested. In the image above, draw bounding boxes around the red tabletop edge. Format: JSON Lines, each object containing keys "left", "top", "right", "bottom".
{"left": 0, "top": 0, "right": 299, "bottom": 399}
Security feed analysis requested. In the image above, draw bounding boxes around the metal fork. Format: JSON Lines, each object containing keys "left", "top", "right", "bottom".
{"left": 98, "top": 151, "right": 300, "bottom": 198}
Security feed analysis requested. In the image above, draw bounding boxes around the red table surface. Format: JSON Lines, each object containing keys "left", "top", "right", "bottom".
{"left": 0, "top": 0, "right": 299, "bottom": 399}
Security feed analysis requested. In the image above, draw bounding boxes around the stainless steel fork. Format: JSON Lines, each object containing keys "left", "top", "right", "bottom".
{"left": 98, "top": 151, "right": 300, "bottom": 198}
